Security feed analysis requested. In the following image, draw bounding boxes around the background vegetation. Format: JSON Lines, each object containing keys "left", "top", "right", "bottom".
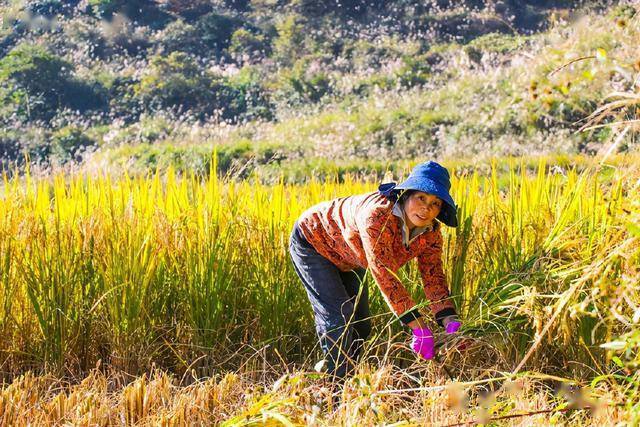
{"left": 0, "top": 0, "right": 637, "bottom": 178}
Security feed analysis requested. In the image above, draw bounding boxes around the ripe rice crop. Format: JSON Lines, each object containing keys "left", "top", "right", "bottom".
{"left": 0, "top": 154, "right": 638, "bottom": 423}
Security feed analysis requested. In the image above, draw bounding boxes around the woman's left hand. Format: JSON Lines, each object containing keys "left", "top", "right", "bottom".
{"left": 443, "top": 315, "right": 461, "bottom": 334}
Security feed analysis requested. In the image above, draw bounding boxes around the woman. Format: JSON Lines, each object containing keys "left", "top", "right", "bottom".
{"left": 288, "top": 161, "right": 461, "bottom": 378}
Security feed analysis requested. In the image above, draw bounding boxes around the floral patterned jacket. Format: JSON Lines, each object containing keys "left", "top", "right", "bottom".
{"left": 297, "top": 191, "right": 456, "bottom": 325}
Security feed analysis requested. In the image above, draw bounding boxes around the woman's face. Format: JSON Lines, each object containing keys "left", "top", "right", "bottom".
{"left": 403, "top": 191, "right": 443, "bottom": 229}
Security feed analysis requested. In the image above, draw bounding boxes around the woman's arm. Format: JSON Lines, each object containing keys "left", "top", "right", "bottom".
{"left": 417, "top": 229, "right": 457, "bottom": 325}
{"left": 355, "top": 206, "right": 420, "bottom": 323}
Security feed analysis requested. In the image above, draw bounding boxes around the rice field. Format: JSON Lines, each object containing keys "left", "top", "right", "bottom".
{"left": 0, "top": 154, "right": 638, "bottom": 425}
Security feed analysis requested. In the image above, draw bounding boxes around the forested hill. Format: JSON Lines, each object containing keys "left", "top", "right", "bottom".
{"left": 0, "top": 1, "right": 636, "bottom": 177}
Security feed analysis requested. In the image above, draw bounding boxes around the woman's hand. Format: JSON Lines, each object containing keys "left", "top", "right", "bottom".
{"left": 411, "top": 327, "right": 435, "bottom": 360}
{"left": 443, "top": 315, "right": 461, "bottom": 334}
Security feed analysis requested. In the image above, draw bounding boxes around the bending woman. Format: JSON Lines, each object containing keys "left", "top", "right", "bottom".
{"left": 288, "top": 161, "right": 461, "bottom": 378}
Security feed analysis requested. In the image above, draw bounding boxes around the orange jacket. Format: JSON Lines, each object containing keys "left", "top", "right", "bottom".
{"left": 297, "top": 191, "right": 456, "bottom": 324}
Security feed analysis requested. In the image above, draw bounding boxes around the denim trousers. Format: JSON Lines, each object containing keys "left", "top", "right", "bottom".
{"left": 289, "top": 221, "right": 372, "bottom": 378}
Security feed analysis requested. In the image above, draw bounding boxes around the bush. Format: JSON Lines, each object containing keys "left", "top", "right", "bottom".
{"left": 105, "top": 75, "right": 143, "bottom": 123}
{"left": 281, "top": 59, "right": 332, "bottom": 103}
{"left": 156, "top": 0, "right": 213, "bottom": 20}
{"left": 105, "top": 141, "right": 213, "bottom": 175}
{"left": 228, "top": 28, "right": 270, "bottom": 62}
{"left": 466, "top": 32, "right": 528, "bottom": 55}
{"left": 63, "top": 18, "right": 109, "bottom": 59}
{"left": 610, "top": 4, "right": 637, "bottom": 20}
{"left": 351, "top": 74, "right": 395, "bottom": 96}
{"left": 153, "top": 20, "right": 204, "bottom": 55}
{"left": 195, "top": 12, "right": 242, "bottom": 52}
{"left": 26, "top": 0, "right": 75, "bottom": 17}
{"left": 291, "top": 0, "right": 376, "bottom": 17}
{"left": 0, "top": 125, "right": 50, "bottom": 165}
{"left": 394, "top": 56, "right": 430, "bottom": 88}
{"left": 0, "top": 129, "right": 22, "bottom": 163}
{"left": 0, "top": 43, "right": 70, "bottom": 97}
{"left": 0, "top": 43, "right": 106, "bottom": 121}
{"left": 272, "top": 14, "right": 306, "bottom": 65}
{"left": 99, "top": 13, "right": 152, "bottom": 55}
{"left": 50, "top": 126, "right": 96, "bottom": 162}
{"left": 88, "top": 0, "right": 124, "bottom": 18}
{"left": 223, "top": 0, "right": 249, "bottom": 10}
{"left": 227, "top": 67, "right": 274, "bottom": 121}
{"left": 87, "top": 0, "right": 167, "bottom": 22}
{"left": 136, "top": 52, "right": 247, "bottom": 121}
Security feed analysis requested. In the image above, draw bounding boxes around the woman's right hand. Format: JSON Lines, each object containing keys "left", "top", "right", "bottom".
{"left": 411, "top": 327, "right": 435, "bottom": 360}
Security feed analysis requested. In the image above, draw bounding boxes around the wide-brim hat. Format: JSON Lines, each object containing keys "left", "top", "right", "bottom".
{"left": 379, "top": 161, "right": 458, "bottom": 227}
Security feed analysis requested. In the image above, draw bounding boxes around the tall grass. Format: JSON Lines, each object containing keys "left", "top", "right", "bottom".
{"left": 0, "top": 155, "right": 637, "bottom": 381}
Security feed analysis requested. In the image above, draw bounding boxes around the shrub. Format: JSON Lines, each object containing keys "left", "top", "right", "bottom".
{"left": 466, "top": 32, "right": 528, "bottom": 55}
{"left": 195, "top": 12, "right": 242, "bottom": 52}
{"left": 0, "top": 43, "right": 106, "bottom": 121}
{"left": 88, "top": 0, "right": 124, "bottom": 18}
{"left": 227, "top": 67, "right": 274, "bottom": 121}
{"left": 282, "top": 59, "right": 332, "bottom": 103}
{"left": 87, "top": 0, "right": 165, "bottom": 21}
{"left": 216, "top": 140, "right": 252, "bottom": 172}
{"left": 153, "top": 20, "right": 203, "bottom": 55}
{"left": 156, "top": 0, "right": 213, "bottom": 20}
{"left": 228, "top": 28, "right": 270, "bottom": 62}
{"left": 0, "top": 125, "right": 50, "bottom": 165}
{"left": 99, "top": 13, "right": 152, "bottom": 55}
{"left": 87, "top": 69, "right": 142, "bottom": 123}
{"left": 159, "top": 0, "right": 248, "bottom": 16}
{"left": 106, "top": 75, "right": 143, "bottom": 123}
{"left": 26, "top": 0, "right": 74, "bottom": 17}
{"left": 610, "top": 4, "right": 637, "bottom": 19}
{"left": 224, "top": 0, "right": 249, "bottom": 10}
{"left": 136, "top": 52, "right": 206, "bottom": 111}
{"left": 291, "top": 0, "right": 376, "bottom": 17}
{"left": 394, "top": 55, "right": 430, "bottom": 88}
{"left": 351, "top": 74, "right": 395, "bottom": 96}
{"left": 0, "top": 43, "right": 70, "bottom": 98}
{"left": 272, "top": 14, "right": 306, "bottom": 65}
{"left": 50, "top": 125, "right": 96, "bottom": 162}
{"left": 0, "top": 129, "right": 22, "bottom": 163}
{"left": 136, "top": 52, "right": 247, "bottom": 121}
{"left": 63, "top": 18, "right": 109, "bottom": 59}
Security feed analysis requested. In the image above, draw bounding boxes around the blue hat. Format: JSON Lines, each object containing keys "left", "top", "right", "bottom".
{"left": 378, "top": 161, "right": 458, "bottom": 227}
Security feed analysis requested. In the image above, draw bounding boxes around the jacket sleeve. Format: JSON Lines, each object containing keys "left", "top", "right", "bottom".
{"left": 355, "top": 205, "right": 419, "bottom": 321}
{"left": 417, "top": 228, "right": 457, "bottom": 325}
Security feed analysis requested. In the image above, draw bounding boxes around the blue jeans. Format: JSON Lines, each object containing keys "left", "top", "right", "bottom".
{"left": 289, "top": 221, "right": 372, "bottom": 378}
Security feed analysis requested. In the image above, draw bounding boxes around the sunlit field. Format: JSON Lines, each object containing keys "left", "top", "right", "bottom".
{"left": 0, "top": 154, "right": 638, "bottom": 424}
{"left": 2, "top": 0, "right": 640, "bottom": 424}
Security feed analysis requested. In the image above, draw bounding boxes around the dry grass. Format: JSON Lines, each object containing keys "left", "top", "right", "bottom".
{"left": 0, "top": 357, "right": 630, "bottom": 426}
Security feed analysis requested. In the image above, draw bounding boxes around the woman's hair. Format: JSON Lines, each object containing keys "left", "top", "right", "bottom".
{"left": 378, "top": 184, "right": 418, "bottom": 204}
{"left": 398, "top": 189, "right": 416, "bottom": 205}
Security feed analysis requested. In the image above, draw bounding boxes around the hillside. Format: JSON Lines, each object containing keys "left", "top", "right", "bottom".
{"left": 1, "top": 1, "right": 637, "bottom": 179}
